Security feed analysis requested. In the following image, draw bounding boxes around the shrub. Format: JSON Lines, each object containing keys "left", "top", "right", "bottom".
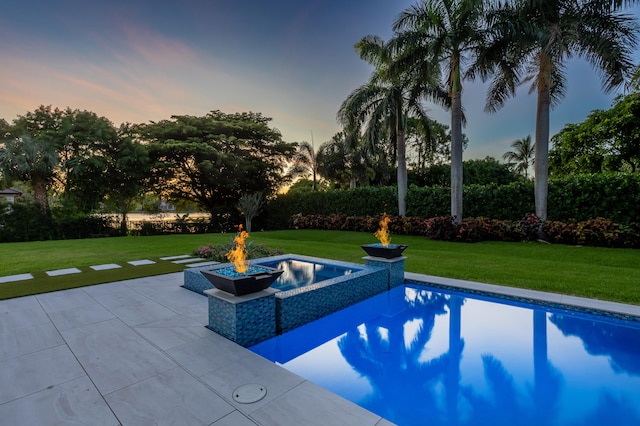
{"left": 425, "top": 216, "right": 458, "bottom": 241}
{"left": 286, "top": 213, "right": 640, "bottom": 249}
{"left": 193, "top": 240, "right": 284, "bottom": 262}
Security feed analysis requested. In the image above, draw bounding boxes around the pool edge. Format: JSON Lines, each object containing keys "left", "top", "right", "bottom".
{"left": 405, "top": 272, "right": 640, "bottom": 321}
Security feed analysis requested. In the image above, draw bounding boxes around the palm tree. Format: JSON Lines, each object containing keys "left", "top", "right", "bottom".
{"left": 287, "top": 141, "right": 319, "bottom": 191}
{"left": 503, "top": 135, "right": 535, "bottom": 179}
{"left": 481, "top": 0, "right": 638, "bottom": 221}
{"left": 0, "top": 135, "right": 58, "bottom": 214}
{"left": 338, "top": 35, "right": 442, "bottom": 216}
{"left": 393, "top": 0, "right": 487, "bottom": 224}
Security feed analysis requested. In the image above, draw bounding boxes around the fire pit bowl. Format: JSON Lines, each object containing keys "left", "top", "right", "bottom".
{"left": 201, "top": 265, "right": 284, "bottom": 296}
{"left": 361, "top": 243, "right": 408, "bottom": 259}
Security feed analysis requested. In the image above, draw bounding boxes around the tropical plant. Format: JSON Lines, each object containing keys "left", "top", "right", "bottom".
{"left": 0, "top": 135, "right": 58, "bottom": 214}
{"left": 338, "top": 35, "right": 443, "bottom": 216}
{"left": 287, "top": 141, "right": 319, "bottom": 191}
{"left": 481, "top": 0, "right": 638, "bottom": 221}
{"left": 393, "top": 0, "right": 487, "bottom": 224}
{"left": 237, "top": 192, "right": 264, "bottom": 232}
{"left": 503, "top": 135, "right": 535, "bottom": 179}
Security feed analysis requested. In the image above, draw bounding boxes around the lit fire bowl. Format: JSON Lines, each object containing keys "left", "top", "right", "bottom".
{"left": 201, "top": 265, "right": 284, "bottom": 296}
{"left": 361, "top": 243, "right": 408, "bottom": 259}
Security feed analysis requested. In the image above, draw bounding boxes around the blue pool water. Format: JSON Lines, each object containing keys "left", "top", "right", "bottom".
{"left": 257, "top": 259, "right": 354, "bottom": 291}
{"left": 251, "top": 284, "right": 640, "bottom": 426}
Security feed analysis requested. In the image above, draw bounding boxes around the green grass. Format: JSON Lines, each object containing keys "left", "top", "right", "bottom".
{"left": 1, "top": 230, "right": 639, "bottom": 305}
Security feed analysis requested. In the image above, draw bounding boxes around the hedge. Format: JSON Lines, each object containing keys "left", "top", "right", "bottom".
{"left": 264, "top": 173, "right": 640, "bottom": 229}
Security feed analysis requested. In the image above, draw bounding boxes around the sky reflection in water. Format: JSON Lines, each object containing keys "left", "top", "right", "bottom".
{"left": 251, "top": 284, "right": 640, "bottom": 426}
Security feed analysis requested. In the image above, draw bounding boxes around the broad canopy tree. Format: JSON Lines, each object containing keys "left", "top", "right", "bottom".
{"left": 139, "top": 110, "right": 295, "bottom": 217}
{"left": 550, "top": 93, "right": 640, "bottom": 175}
{"left": 8, "top": 105, "right": 121, "bottom": 212}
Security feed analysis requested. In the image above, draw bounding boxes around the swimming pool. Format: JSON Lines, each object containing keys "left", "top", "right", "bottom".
{"left": 255, "top": 258, "right": 354, "bottom": 291}
{"left": 251, "top": 283, "right": 640, "bottom": 425}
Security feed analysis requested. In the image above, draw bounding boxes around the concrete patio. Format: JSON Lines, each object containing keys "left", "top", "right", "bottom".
{"left": 0, "top": 272, "right": 393, "bottom": 425}
{"left": 3, "top": 269, "right": 640, "bottom": 425}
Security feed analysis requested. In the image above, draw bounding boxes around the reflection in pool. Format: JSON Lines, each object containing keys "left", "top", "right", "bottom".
{"left": 257, "top": 259, "right": 353, "bottom": 291}
{"left": 251, "top": 284, "right": 640, "bottom": 426}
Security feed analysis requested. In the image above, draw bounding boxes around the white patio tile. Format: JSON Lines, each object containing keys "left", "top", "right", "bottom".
{"left": 46, "top": 267, "right": 82, "bottom": 276}
{"left": 0, "top": 273, "right": 33, "bottom": 283}
{"left": 128, "top": 259, "right": 156, "bottom": 266}
{"left": 60, "top": 318, "right": 175, "bottom": 395}
{"left": 105, "top": 367, "right": 235, "bottom": 425}
{"left": 0, "top": 376, "right": 118, "bottom": 426}
{"left": 0, "top": 345, "right": 85, "bottom": 404}
{"left": 90, "top": 263, "right": 122, "bottom": 271}
{"left": 159, "top": 255, "right": 191, "bottom": 260}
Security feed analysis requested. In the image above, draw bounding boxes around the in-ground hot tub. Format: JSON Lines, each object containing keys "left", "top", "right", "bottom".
{"left": 184, "top": 254, "right": 389, "bottom": 341}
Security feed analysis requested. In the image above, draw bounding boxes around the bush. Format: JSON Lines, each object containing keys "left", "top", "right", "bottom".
{"left": 193, "top": 240, "right": 284, "bottom": 262}
{"left": 287, "top": 213, "right": 640, "bottom": 248}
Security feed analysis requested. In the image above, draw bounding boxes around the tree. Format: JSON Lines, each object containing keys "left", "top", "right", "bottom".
{"left": 393, "top": 0, "right": 487, "bottom": 224}
{"left": 409, "top": 157, "right": 520, "bottom": 186}
{"left": 503, "top": 135, "right": 534, "bottom": 179}
{"left": 287, "top": 142, "right": 319, "bottom": 191}
{"left": 315, "top": 138, "right": 350, "bottom": 188}
{"left": 237, "top": 192, "right": 264, "bottom": 232}
{"left": 139, "top": 110, "right": 296, "bottom": 217}
{"left": 550, "top": 93, "right": 640, "bottom": 175}
{"left": 481, "top": 0, "right": 638, "bottom": 220}
{"left": 101, "top": 131, "right": 151, "bottom": 234}
{"left": 338, "top": 35, "right": 441, "bottom": 216}
{"left": 9, "top": 105, "right": 120, "bottom": 212}
{"left": 0, "top": 135, "right": 58, "bottom": 214}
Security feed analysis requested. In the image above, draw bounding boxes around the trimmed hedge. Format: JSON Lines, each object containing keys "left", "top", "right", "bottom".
{"left": 265, "top": 173, "right": 640, "bottom": 229}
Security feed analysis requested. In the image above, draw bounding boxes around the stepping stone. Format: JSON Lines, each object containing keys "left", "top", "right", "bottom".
{"left": 90, "top": 264, "right": 122, "bottom": 271}
{"left": 0, "top": 273, "right": 34, "bottom": 284}
{"left": 171, "top": 257, "right": 203, "bottom": 264}
{"left": 159, "top": 255, "right": 191, "bottom": 261}
{"left": 128, "top": 260, "right": 156, "bottom": 266}
{"left": 46, "top": 268, "right": 82, "bottom": 277}
{"left": 186, "top": 261, "right": 220, "bottom": 268}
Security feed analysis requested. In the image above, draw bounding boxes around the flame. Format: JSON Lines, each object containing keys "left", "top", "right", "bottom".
{"left": 374, "top": 213, "right": 391, "bottom": 247}
{"left": 227, "top": 226, "right": 250, "bottom": 274}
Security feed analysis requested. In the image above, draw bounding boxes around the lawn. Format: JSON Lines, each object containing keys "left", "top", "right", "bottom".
{"left": 1, "top": 230, "right": 639, "bottom": 304}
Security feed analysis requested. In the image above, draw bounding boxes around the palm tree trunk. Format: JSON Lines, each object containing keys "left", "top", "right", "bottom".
{"left": 535, "top": 58, "right": 552, "bottom": 223}
{"left": 450, "top": 90, "right": 463, "bottom": 225}
{"left": 397, "top": 129, "right": 407, "bottom": 216}
{"left": 32, "top": 178, "right": 50, "bottom": 215}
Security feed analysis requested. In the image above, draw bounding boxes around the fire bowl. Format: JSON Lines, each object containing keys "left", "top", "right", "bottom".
{"left": 201, "top": 265, "right": 284, "bottom": 296}
{"left": 361, "top": 243, "right": 408, "bottom": 259}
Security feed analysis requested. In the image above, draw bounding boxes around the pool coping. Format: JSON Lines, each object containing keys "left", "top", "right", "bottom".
{"left": 405, "top": 272, "right": 640, "bottom": 321}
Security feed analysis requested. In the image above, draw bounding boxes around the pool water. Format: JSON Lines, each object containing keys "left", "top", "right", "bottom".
{"left": 257, "top": 259, "right": 354, "bottom": 291}
{"left": 251, "top": 284, "right": 640, "bottom": 426}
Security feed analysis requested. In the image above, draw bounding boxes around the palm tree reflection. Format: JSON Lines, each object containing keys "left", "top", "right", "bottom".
{"left": 337, "top": 287, "right": 454, "bottom": 424}
{"left": 550, "top": 313, "right": 640, "bottom": 376}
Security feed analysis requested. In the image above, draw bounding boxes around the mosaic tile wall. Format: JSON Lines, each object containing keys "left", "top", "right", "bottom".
{"left": 363, "top": 257, "right": 405, "bottom": 288}
{"left": 276, "top": 267, "right": 388, "bottom": 334}
{"left": 183, "top": 266, "right": 217, "bottom": 295}
{"left": 207, "top": 290, "right": 277, "bottom": 347}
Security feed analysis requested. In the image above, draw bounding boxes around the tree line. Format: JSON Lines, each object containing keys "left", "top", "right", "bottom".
{"left": 1, "top": 0, "right": 639, "bottom": 238}
{"left": 0, "top": 107, "right": 295, "bottom": 232}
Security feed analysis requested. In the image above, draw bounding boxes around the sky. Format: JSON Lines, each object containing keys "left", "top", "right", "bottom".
{"left": 1, "top": 0, "right": 639, "bottom": 162}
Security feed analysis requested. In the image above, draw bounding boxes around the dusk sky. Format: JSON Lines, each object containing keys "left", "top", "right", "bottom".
{"left": 1, "top": 0, "right": 639, "bottom": 161}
